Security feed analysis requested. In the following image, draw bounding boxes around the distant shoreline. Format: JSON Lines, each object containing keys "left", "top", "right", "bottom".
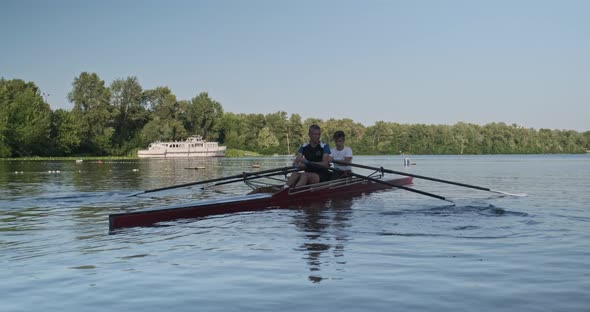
{"left": 1, "top": 152, "right": 588, "bottom": 161}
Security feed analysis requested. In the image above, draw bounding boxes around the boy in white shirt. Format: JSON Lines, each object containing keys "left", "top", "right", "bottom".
{"left": 330, "top": 130, "right": 353, "bottom": 179}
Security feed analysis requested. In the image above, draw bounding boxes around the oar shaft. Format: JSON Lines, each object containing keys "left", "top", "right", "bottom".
{"left": 347, "top": 172, "right": 449, "bottom": 202}
{"left": 139, "top": 166, "right": 295, "bottom": 195}
{"left": 210, "top": 168, "right": 298, "bottom": 187}
{"left": 306, "top": 162, "right": 451, "bottom": 202}
{"left": 333, "top": 160, "right": 492, "bottom": 192}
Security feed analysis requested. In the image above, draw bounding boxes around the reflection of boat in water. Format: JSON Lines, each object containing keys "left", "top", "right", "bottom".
{"left": 109, "top": 174, "right": 413, "bottom": 231}
{"left": 137, "top": 136, "right": 226, "bottom": 158}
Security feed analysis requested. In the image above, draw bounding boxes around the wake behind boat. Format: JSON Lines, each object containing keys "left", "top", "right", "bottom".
{"left": 137, "top": 136, "right": 226, "bottom": 158}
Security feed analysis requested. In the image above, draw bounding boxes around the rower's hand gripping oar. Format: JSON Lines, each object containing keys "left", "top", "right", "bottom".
{"left": 128, "top": 166, "right": 295, "bottom": 197}
{"left": 305, "top": 162, "right": 454, "bottom": 203}
{"left": 333, "top": 160, "right": 527, "bottom": 197}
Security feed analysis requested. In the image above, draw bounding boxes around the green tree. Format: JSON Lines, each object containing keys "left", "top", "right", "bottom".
{"left": 218, "top": 112, "right": 247, "bottom": 149}
{"left": 110, "top": 76, "right": 148, "bottom": 155}
{"left": 140, "top": 86, "right": 186, "bottom": 146}
{"left": 140, "top": 117, "right": 187, "bottom": 144}
{"left": 68, "top": 72, "right": 113, "bottom": 155}
{"left": 180, "top": 92, "right": 224, "bottom": 140}
{"left": 287, "top": 113, "right": 305, "bottom": 155}
{"left": 51, "top": 109, "right": 81, "bottom": 155}
{"left": 263, "top": 111, "right": 289, "bottom": 154}
{"left": 143, "top": 86, "right": 179, "bottom": 119}
{"left": 583, "top": 131, "right": 590, "bottom": 151}
{"left": 257, "top": 126, "right": 280, "bottom": 152}
{"left": 0, "top": 78, "right": 11, "bottom": 157}
{"left": 0, "top": 79, "right": 52, "bottom": 156}
{"left": 322, "top": 118, "right": 365, "bottom": 148}
{"left": 242, "top": 113, "right": 266, "bottom": 151}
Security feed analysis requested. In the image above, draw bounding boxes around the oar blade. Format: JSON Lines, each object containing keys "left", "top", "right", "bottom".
{"left": 490, "top": 189, "right": 528, "bottom": 197}
{"left": 335, "top": 160, "right": 527, "bottom": 199}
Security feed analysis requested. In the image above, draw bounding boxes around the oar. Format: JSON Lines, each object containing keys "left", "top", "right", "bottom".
{"left": 129, "top": 166, "right": 295, "bottom": 196}
{"left": 304, "top": 162, "right": 453, "bottom": 203}
{"left": 333, "top": 160, "right": 527, "bottom": 197}
{"left": 206, "top": 168, "right": 298, "bottom": 188}
{"left": 347, "top": 171, "right": 453, "bottom": 202}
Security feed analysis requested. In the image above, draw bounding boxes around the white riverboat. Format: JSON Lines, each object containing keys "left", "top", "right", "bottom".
{"left": 137, "top": 136, "right": 226, "bottom": 158}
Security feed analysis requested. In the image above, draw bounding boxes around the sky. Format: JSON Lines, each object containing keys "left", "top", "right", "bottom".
{"left": 1, "top": 0, "right": 589, "bottom": 131}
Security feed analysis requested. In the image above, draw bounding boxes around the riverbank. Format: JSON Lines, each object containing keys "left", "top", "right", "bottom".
{"left": 0, "top": 149, "right": 263, "bottom": 161}
{"left": 2, "top": 150, "right": 588, "bottom": 161}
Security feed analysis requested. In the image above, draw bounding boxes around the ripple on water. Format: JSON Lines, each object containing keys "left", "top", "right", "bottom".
{"left": 380, "top": 203, "right": 529, "bottom": 218}
{"left": 1, "top": 155, "right": 589, "bottom": 312}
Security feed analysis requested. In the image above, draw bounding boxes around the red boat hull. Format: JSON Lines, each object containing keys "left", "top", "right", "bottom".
{"left": 109, "top": 176, "right": 413, "bottom": 231}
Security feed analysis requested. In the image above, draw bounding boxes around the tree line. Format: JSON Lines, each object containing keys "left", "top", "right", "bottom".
{"left": 1, "top": 73, "right": 589, "bottom": 158}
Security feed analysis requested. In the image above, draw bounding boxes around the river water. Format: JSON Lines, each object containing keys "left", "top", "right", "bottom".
{"left": 1, "top": 155, "right": 589, "bottom": 311}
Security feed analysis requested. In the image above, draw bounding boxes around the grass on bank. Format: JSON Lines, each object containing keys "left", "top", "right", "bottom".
{"left": 224, "top": 149, "right": 262, "bottom": 157}
{"left": 0, "top": 149, "right": 263, "bottom": 160}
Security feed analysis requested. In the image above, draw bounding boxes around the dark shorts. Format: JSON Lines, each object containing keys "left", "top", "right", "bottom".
{"left": 319, "top": 171, "right": 332, "bottom": 182}
{"left": 331, "top": 170, "right": 352, "bottom": 180}
{"left": 303, "top": 170, "right": 331, "bottom": 182}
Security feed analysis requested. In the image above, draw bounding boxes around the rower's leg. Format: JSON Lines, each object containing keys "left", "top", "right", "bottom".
{"left": 295, "top": 173, "right": 309, "bottom": 186}
{"left": 286, "top": 172, "right": 301, "bottom": 187}
{"left": 307, "top": 172, "right": 320, "bottom": 185}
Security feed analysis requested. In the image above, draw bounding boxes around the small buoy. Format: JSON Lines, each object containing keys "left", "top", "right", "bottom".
{"left": 75, "top": 160, "right": 83, "bottom": 163}
{"left": 252, "top": 163, "right": 260, "bottom": 168}
{"left": 97, "top": 160, "right": 102, "bottom": 164}
{"left": 132, "top": 169, "right": 139, "bottom": 172}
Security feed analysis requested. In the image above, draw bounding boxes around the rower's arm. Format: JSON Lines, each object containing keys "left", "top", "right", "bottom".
{"left": 320, "top": 153, "right": 332, "bottom": 167}
{"left": 293, "top": 153, "right": 305, "bottom": 167}
{"left": 343, "top": 147, "right": 353, "bottom": 163}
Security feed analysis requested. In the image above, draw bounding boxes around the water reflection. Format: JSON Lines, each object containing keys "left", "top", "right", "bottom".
{"left": 291, "top": 198, "right": 353, "bottom": 283}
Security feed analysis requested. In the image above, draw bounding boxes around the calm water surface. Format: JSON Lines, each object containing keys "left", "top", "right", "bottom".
{"left": 1, "top": 155, "right": 589, "bottom": 311}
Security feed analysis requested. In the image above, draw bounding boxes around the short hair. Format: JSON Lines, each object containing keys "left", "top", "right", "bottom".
{"left": 308, "top": 124, "right": 321, "bottom": 133}
{"left": 333, "top": 130, "right": 345, "bottom": 141}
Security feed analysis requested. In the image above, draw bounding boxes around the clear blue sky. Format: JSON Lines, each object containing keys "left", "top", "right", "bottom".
{"left": 1, "top": 0, "right": 589, "bottom": 131}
